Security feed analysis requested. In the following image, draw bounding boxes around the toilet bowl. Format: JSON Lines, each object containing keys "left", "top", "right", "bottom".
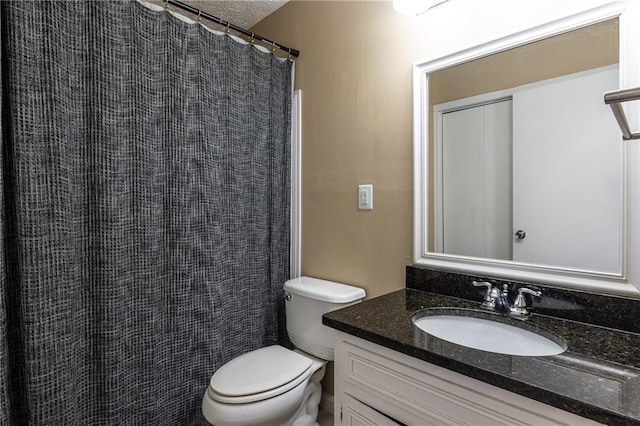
{"left": 202, "top": 277, "right": 365, "bottom": 426}
{"left": 202, "top": 346, "right": 325, "bottom": 426}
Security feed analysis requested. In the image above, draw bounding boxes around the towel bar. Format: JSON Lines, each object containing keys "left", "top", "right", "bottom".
{"left": 604, "top": 87, "right": 640, "bottom": 140}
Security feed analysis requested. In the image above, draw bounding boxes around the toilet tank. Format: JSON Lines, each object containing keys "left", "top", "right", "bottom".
{"left": 283, "top": 277, "right": 365, "bottom": 361}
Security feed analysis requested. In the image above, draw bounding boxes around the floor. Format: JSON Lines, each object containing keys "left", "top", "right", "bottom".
{"left": 317, "top": 408, "right": 334, "bottom": 426}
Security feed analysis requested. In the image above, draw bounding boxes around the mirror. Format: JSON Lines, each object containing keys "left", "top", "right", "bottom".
{"left": 413, "top": 1, "right": 640, "bottom": 295}
{"left": 432, "top": 20, "right": 620, "bottom": 272}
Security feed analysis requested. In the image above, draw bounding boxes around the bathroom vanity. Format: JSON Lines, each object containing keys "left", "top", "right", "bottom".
{"left": 323, "top": 267, "right": 640, "bottom": 425}
{"left": 333, "top": 332, "right": 600, "bottom": 425}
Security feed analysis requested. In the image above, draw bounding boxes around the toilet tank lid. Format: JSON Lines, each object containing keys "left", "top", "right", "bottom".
{"left": 283, "top": 277, "right": 366, "bottom": 303}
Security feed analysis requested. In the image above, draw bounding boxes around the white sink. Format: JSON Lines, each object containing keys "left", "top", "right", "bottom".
{"left": 413, "top": 315, "right": 565, "bottom": 356}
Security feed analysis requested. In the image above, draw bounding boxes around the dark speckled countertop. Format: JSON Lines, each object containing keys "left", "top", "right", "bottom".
{"left": 323, "top": 287, "right": 640, "bottom": 425}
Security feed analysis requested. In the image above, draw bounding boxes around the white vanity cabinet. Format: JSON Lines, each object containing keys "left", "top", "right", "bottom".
{"left": 333, "top": 331, "right": 603, "bottom": 426}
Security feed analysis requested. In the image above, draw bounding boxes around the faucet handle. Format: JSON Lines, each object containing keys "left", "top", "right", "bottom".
{"left": 472, "top": 281, "right": 496, "bottom": 309}
{"left": 472, "top": 280, "right": 492, "bottom": 289}
{"left": 510, "top": 287, "right": 542, "bottom": 319}
{"left": 518, "top": 287, "right": 542, "bottom": 298}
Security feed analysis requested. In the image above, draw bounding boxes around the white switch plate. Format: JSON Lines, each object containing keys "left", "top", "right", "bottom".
{"left": 358, "top": 184, "right": 373, "bottom": 210}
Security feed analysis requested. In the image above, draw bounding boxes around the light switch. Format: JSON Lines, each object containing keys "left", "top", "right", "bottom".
{"left": 358, "top": 184, "right": 373, "bottom": 210}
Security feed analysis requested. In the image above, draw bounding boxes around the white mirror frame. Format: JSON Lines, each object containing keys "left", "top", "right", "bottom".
{"left": 413, "top": 0, "right": 640, "bottom": 296}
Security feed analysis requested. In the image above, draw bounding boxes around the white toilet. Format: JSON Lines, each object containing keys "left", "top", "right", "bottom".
{"left": 201, "top": 276, "right": 366, "bottom": 426}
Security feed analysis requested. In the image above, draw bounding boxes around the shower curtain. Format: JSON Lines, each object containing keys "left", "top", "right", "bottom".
{"left": 0, "top": 1, "right": 292, "bottom": 424}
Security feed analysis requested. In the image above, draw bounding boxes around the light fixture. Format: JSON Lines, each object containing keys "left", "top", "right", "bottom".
{"left": 392, "top": 0, "right": 449, "bottom": 16}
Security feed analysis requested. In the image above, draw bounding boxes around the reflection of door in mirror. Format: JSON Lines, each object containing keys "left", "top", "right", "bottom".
{"left": 436, "top": 67, "right": 620, "bottom": 273}
{"left": 512, "top": 67, "right": 620, "bottom": 273}
{"left": 438, "top": 99, "right": 513, "bottom": 260}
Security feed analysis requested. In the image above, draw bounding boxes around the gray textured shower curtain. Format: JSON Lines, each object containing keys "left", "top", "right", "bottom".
{"left": 0, "top": 1, "right": 291, "bottom": 424}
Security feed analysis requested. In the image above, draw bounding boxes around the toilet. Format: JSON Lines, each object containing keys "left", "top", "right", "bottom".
{"left": 201, "top": 276, "right": 366, "bottom": 426}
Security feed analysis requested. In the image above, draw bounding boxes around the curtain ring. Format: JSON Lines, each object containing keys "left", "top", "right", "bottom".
{"left": 164, "top": 0, "right": 169, "bottom": 9}
{"left": 225, "top": 21, "right": 230, "bottom": 34}
{"left": 197, "top": 9, "right": 202, "bottom": 22}
{"left": 250, "top": 32, "right": 255, "bottom": 44}
{"left": 271, "top": 41, "right": 277, "bottom": 53}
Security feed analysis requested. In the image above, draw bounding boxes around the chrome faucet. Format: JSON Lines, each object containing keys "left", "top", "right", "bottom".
{"left": 472, "top": 281, "right": 541, "bottom": 318}
{"left": 509, "top": 287, "right": 542, "bottom": 318}
{"left": 472, "top": 281, "right": 502, "bottom": 311}
{"left": 472, "top": 280, "right": 493, "bottom": 309}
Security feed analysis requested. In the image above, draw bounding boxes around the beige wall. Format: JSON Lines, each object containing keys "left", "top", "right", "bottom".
{"left": 430, "top": 19, "right": 618, "bottom": 106}
{"left": 252, "top": 0, "right": 617, "bottom": 395}
{"left": 255, "top": 1, "right": 417, "bottom": 300}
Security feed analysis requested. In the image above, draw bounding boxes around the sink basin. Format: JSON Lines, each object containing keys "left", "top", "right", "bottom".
{"left": 413, "top": 314, "right": 565, "bottom": 356}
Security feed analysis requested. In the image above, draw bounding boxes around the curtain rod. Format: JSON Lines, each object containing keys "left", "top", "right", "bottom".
{"left": 165, "top": 0, "right": 299, "bottom": 58}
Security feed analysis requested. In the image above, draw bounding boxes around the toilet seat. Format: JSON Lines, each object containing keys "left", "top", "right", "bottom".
{"left": 208, "top": 345, "right": 314, "bottom": 404}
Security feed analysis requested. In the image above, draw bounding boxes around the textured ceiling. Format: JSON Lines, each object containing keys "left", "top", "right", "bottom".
{"left": 148, "top": 0, "right": 289, "bottom": 29}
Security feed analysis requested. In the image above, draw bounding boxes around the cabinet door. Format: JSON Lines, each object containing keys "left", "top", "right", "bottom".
{"left": 341, "top": 394, "right": 402, "bottom": 426}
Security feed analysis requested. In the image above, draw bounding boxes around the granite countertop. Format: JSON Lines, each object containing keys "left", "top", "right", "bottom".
{"left": 323, "top": 288, "right": 640, "bottom": 426}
